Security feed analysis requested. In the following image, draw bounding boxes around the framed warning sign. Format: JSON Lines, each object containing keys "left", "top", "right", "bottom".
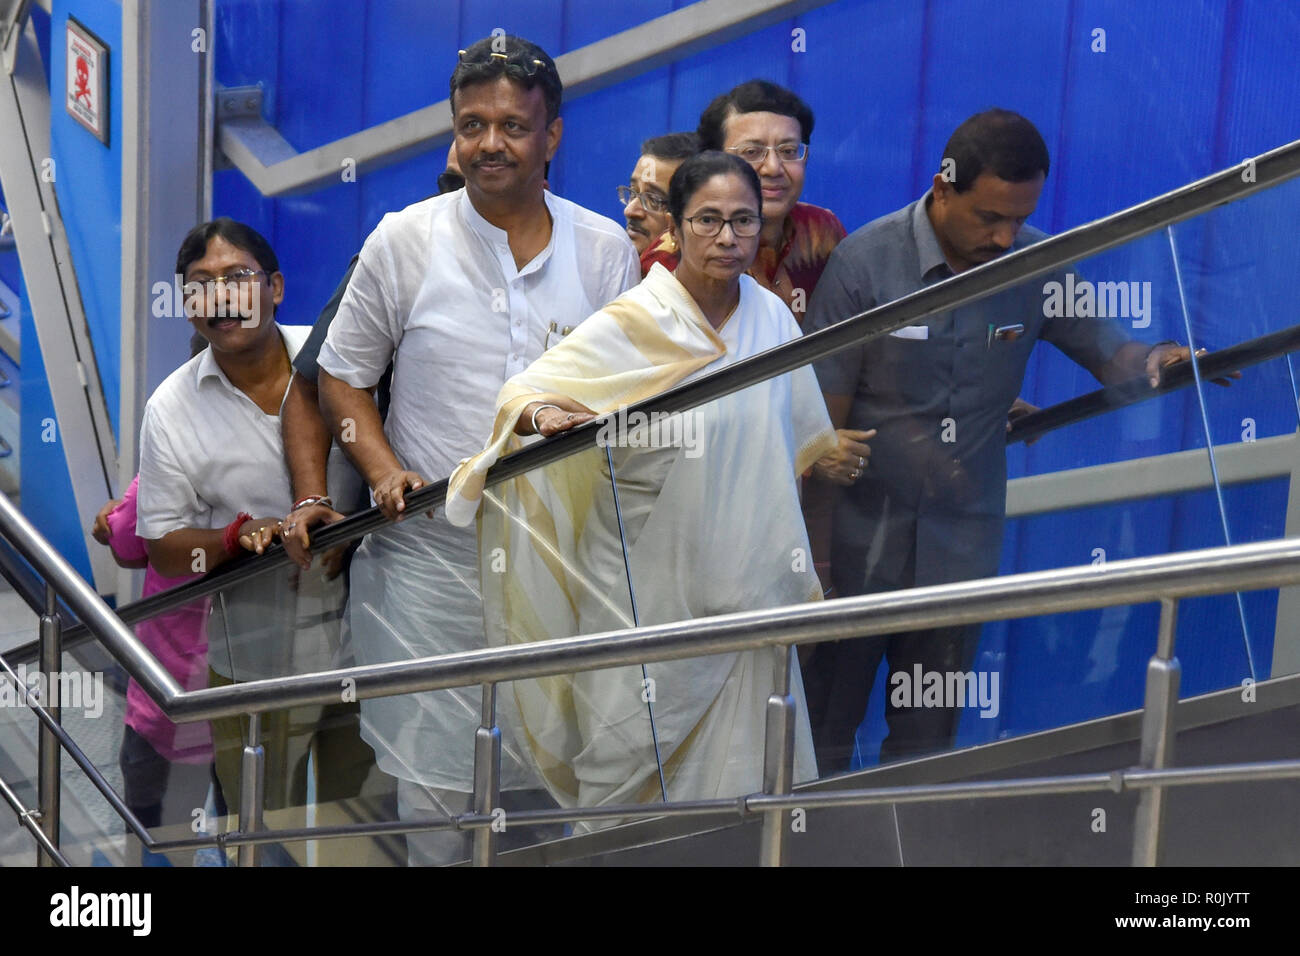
{"left": 65, "top": 16, "right": 109, "bottom": 145}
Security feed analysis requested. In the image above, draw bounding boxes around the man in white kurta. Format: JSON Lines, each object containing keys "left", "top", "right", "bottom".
{"left": 317, "top": 186, "right": 638, "bottom": 853}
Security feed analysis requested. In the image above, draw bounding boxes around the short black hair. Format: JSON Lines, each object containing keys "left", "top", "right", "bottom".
{"left": 697, "top": 80, "right": 814, "bottom": 152}
{"left": 667, "top": 150, "right": 762, "bottom": 225}
{"left": 941, "top": 109, "right": 1050, "bottom": 193}
{"left": 641, "top": 131, "right": 700, "bottom": 162}
{"left": 175, "top": 217, "right": 279, "bottom": 279}
{"left": 450, "top": 35, "right": 562, "bottom": 124}
{"left": 436, "top": 169, "right": 466, "bottom": 194}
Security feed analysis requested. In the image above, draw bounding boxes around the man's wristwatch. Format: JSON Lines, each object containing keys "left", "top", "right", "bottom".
{"left": 1146, "top": 339, "right": 1179, "bottom": 360}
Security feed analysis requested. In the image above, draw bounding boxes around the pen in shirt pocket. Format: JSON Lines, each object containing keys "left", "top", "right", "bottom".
{"left": 987, "top": 322, "right": 1025, "bottom": 347}
{"left": 545, "top": 321, "right": 575, "bottom": 350}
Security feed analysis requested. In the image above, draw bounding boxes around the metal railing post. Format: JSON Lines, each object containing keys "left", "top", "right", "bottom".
{"left": 237, "top": 712, "right": 264, "bottom": 867}
{"left": 472, "top": 682, "right": 501, "bottom": 866}
{"left": 36, "top": 583, "right": 60, "bottom": 866}
{"left": 759, "top": 645, "right": 795, "bottom": 867}
{"left": 1132, "top": 598, "right": 1181, "bottom": 866}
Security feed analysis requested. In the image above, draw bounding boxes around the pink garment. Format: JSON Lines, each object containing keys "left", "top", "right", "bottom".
{"left": 106, "top": 476, "right": 213, "bottom": 763}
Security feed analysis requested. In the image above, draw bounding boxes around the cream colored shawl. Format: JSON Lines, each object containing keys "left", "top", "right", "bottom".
{"left": 447, "top": 263, "right": 836, "bottom": 805}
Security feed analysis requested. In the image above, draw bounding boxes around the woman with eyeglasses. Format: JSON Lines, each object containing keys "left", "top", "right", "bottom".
{"left": 448, "top": 151, "right": 836, "bottom": 812}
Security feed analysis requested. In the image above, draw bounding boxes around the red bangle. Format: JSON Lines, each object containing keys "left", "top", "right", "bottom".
{"left": 223, "top": 512, "right": 252, "bottom": 556}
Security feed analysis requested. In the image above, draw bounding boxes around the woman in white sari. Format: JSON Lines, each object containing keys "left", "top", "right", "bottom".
{"left": 447, "top": 152, "right": 837, "bottom": 810}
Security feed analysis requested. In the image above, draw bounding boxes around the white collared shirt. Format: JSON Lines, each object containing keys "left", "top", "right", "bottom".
{"left": 137, "top": 323, "right": 358, "bottom": 541}
{"left": 317, "top": 188, "right": 640, "bottom": 485}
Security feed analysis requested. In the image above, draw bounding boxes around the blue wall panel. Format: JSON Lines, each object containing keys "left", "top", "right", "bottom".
{"left": 357, "top": 0, "right": 460, "bottom": 253}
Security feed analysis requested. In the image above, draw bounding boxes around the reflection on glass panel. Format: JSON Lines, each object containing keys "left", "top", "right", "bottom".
{"left": 478, "top": 449, "right": 660, "bottom": 833}
{"left": 208, "top": 560, "right": 341, "bottom": 864}
{"left": 603, "top": 379, "right": 825, "bottom": 802}
{"left": 967, "top": 481, "right": 1289, "bottom": 765}
{"left": 115, "top": 598, "right": 220, "bottom": 867}
{"left": 1167, "top": 184, "right": 1300, "bottom": 683}
{"left": 191, "top": 535, "right": 402, "bottom": 864}
{"left": 0, "top": 661, "right": 38, "bottom": 866}
{"left": 344, "top": 513, "right": 509, "bottom": 865}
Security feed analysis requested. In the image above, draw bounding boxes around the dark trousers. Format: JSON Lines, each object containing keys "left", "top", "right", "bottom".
{"left": 119, "top": 724, "right": 215, "bottom": 829}
{"left": 803, "top": 621, "right": 983, "bottom": 774}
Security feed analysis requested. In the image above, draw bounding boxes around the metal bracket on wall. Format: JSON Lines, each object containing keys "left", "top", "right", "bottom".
{"left": 213, "top": 86, "right": 288, "bottom": 171}
{"left": 215, "top": 0, "right": 835, "bottom": 196}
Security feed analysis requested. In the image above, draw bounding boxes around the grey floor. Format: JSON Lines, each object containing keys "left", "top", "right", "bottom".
{"left": 0, "top": 585, "right": 37, "bottom": 655}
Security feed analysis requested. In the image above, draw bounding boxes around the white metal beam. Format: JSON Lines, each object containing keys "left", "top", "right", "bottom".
{"left": 1006, "top": 434, "right": 1296, "bottom": 518}
{"left": 217, "top": 0, "right": 834, "bottom": 197}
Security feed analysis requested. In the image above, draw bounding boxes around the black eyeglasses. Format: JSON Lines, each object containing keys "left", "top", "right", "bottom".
{"left": 617, "top": 185, "right": 668, "bottom": 214}
{"left": 682, "top": 213, "right": 763, "bottom": 238}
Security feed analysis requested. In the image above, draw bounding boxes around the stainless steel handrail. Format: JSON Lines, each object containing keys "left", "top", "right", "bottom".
{"left": 155, "top": 536, "right": 1300, "bottom": 722}
{"left": 52, "top": 135, "right": 1300, "bottom": 640}
{"left": 0, "top": 493, "right": 182, "bottom": 703}
{"left": 1006, "top": 321, "right": 1300, "bottom": 444}
{"left": 5, "top": 525, "right": 1298, "bottom": 864}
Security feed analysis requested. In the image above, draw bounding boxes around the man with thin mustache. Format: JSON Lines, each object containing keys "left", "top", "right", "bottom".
{"left": 619, "top": 131, "right": 698, "bottom": 262}
{"left": 314, "top": 35, "right": 638, "bottom": 865}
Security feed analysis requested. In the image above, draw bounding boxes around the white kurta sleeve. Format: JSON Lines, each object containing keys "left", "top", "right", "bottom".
{"left": 136, "top": 402, "right": 206, "bottom": 540}
{"left": 317, "top": 217, "right": 403, "bottom": 389}
{"left": 616, "top": 242, "right": 640, "bottom": 297}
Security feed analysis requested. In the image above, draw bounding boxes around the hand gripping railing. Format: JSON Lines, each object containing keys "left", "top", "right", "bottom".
{"left": 5, "top": 138, "right": 1300, "bottom": 865}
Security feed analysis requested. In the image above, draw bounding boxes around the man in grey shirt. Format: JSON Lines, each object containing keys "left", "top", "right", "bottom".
{"left": 802, "top": 109, "right": 1203, "bottom": 771}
